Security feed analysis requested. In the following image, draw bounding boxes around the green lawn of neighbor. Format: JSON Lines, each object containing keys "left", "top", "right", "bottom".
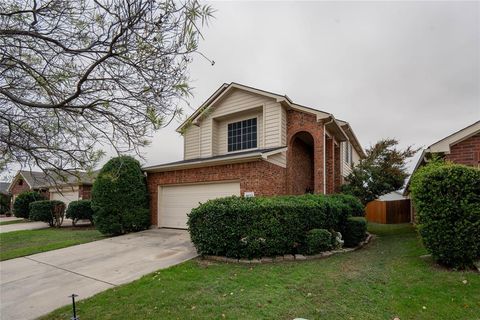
{"left": 0, "top": 227, "right": 105, "bottom": 261}
{"left": 43, "top": 223, "right": 479, "bottom": 320}
{"left": 0, "top": 219, "right": 29, "bottom": 226}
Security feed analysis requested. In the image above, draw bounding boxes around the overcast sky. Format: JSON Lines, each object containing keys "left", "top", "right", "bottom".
{"left": 2, "top": 1, "right": 478, "bottom": 181}
{"left": 142, "top": 0, "right": 479, "bottom": 173}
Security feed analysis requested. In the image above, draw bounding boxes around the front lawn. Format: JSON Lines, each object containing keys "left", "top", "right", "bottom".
{"left": 43, "top": 223, "right": 479, "bottom": 320}
{"left": 0, "top": 227, "right": 105, "bottom": 261}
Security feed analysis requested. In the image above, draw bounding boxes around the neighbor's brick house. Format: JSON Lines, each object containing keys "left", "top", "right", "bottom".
{"left": 8, "top": 170, "right": 95, "bottom": 208}
{"left": 144, "top": 83, "right": 365, "bottom": 229}
{"left": 404, "top": 120, "right": 480, "bottom": 221}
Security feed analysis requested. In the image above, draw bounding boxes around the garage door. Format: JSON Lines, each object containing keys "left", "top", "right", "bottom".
{"left": 159, "top": 182, "right": 240, "bottom": 229}
{"left": 50, "top": 190, "right": 79, "bottom": 208}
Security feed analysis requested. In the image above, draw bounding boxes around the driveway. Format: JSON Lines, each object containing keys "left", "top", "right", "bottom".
{"left": 0, "top": 228, "right": 197, "bottom": 320}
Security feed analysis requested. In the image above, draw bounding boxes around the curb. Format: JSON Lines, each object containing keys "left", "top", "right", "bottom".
{"left": 202, "top": 233, "right": 374, "bottom": 264}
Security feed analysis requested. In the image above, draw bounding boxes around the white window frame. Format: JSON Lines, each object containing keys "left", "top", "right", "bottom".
{"left": 226, "top": 117, "right": 259, "bottom": 153}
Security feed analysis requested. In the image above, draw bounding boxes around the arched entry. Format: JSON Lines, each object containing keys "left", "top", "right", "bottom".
{"left": 288, "top": 131, "right": 315, "bottom": 194}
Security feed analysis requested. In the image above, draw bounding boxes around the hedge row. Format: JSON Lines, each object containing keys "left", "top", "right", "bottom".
{"left": 188, "top": 194, "right": 366, "bottom": 259}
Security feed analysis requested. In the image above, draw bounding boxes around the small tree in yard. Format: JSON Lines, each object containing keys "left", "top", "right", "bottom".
{"left": 91, "top": 156, "right": 149, "bottom": 235}
{"left": 13, "top": 191, "right": 45, "bottom": 218}
{"left": 341, "top": 139, "right": 417, "bottom": 205}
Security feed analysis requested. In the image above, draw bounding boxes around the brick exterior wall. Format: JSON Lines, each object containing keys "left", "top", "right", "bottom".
{"left": 334, "top": 143, "right": 341, "bottom": 192}
{"left": 288, "top": 137, "right": 314, "bottom": 194}
{"left": 79, "top": 185, "right": 92, "bottom": 200}
{"left": 445, "top": 133, "right": 480, "bottom": 166}
{"left": 10, "top": 178, "right": 30, "bottom": 198}
{"left": 286, "top": 109, "right": 325, "bottom": 194}
{"left": 325, "top": 136, "right": 335, "bottom": 194}
{"left": 147, "top": 160, "right": 287, "bottom": 225}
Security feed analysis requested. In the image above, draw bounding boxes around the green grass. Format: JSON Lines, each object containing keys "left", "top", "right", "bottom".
{"left": 43, "top": 223, "right": 479, "bottom": 320}
{"left": 0, "top": 218, "right": 29, "bottom": 226}
{"left": 0, "top": 227, "right": 105, "bottom": 261}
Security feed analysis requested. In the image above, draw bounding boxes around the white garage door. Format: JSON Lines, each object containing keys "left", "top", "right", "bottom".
{"left": 159, "top": 182, "right": 240, "bottom": 229}
{"left": 50, "top": 190, "right": 79, "bottom": 208}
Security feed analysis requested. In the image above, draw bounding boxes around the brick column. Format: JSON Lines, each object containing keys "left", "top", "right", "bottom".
{"left": 334, "top": 143, "right": 341, "bottom": 192}
{"left": 325, "top": 136, "right": 334, "bottom": 194}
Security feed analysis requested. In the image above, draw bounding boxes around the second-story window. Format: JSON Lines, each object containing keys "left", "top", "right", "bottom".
{"left": 228, "top": 118, "right": 257, "bottom": 152}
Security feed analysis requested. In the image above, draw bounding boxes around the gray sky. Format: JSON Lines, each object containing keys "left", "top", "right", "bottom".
{"left": 143, "top": 0, "right": 480, "bottom": 172}
{"left": 2, "top": 1, "right": 477, "bottom": 181}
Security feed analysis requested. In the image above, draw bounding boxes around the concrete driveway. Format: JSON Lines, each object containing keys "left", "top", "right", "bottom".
{"left": 0, "top": 228, "right": 197, "bottom": 320}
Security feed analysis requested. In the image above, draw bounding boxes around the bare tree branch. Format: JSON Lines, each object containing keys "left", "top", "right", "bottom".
{"left": 0, "top": 0, "right": 214, "bottom": 177}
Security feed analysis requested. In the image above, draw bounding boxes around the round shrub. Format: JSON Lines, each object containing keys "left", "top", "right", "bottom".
{"left": 188, "top": 194, "right": 357, "bottom": 259}
{"left": 342, "top": 217, "right": 367, "bottom": 247}
{"left": 410, "top": 162, "right": 480, "bottom": 268}
{"left": 303, "top": 229, "right": 333, "bottom": 255}
{"left": 91, "top": 156, "right": 149, "bottom": 235}
{"left": 29, "top": 200, "right": 65, "bottom": 227}
{"left": 13, "top": 191, "right": 45, "bottom": 218}
{"left": 66, "top": 200, "right": 94, "bottom": 225}
{"left": 329, "top": 194, "right": 365, "bottom": 217}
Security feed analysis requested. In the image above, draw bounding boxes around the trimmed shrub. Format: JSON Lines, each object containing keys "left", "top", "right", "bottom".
{"left": 13, "top": 191, "right": 45, "bottom": 218}
{"left": 342, "top": 217, "right": 367, "bottom": 247}
{"left": 410, "top": 162, "right": 480, "bottom": 268}
{"left": 329, "top": 194, "right": 365, "bottom": 217}
{"left": 66, "top": 200, "right": 94, "bottom": 225}
{"left": 29, "top": 200, "right": 65, "bottom": 227}
{"left": 303, "top": 229, "right": 333, "bottom": 255}
{"left": 0, "top": 194, "right": 11, "bottom": 215}
{"left": 91, "top": 156, "right": 149, "bottom": 235}
{"left": 188, "top": 194, "right": 358, "bottom": 259}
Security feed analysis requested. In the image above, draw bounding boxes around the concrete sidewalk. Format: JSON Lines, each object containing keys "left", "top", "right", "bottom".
{"left": 0, "top": 228, "right": 197, "bottom": 320}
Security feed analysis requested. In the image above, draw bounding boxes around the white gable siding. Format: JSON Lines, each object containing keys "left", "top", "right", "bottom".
{"left": 184, "top": 88, "right": 284, "bottom": 159}
{"left": 216, "top": 110, "right": 263, "bottom": 155}
{"left": 184, "top": 125, "right": 200, "bottom": 160}
{"left": 264, "top": 102, "right": 282, "bottom": 148}
{"left": 341, "top": 141, "right": 361, "bottom": 177}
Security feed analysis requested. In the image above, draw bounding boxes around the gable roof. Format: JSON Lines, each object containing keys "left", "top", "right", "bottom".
{"left": 403, "top": 120, "right": 480, "bottom": 196}
{"left": 8, "top": 170, "right": 96, "bottom": 193}
{"left": 177, "top": 82, "right": 365, "bottom": 157}
{"left": 425, "top": 120, "right": 480, "bottom": 154}
{"left": 144, "top": 146, "right": 287, "bottom": 172}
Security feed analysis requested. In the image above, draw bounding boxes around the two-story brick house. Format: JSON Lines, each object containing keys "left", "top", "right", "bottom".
{"left": 144, "top": 83, "right": 365, "bottom": 228}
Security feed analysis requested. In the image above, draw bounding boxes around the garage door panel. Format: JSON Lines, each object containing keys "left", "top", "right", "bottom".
{"left": 159, "top": 182, "right": 240, "bottom": 229}
{"left": 50, "top": 191, "right": 79, "bottom": 207}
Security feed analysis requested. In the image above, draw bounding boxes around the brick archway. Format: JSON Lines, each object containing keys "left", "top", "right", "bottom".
{"left": 287, "top": 131, "right": 315, "bottom": 194}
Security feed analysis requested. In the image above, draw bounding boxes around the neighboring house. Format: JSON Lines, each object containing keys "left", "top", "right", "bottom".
{"left": 144, "top": 82, "right": 366, "bottom": 229}
{"left": 404, "top": 120, "right": 480, "bottom": 222}
{"left": 8, "top": 170, "right": 95, "bottom": 207}
{"left": 405, "top": 120, "right": 480, "bottom": 195}
{"left": 378, "top": 190, "right": 406, "bottom": 201}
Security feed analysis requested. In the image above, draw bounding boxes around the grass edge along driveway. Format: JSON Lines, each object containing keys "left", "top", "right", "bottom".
{"left": 43, "top": 223, "right": 479, "bottom": 320}
{"left": 0, "top": 227, "right": 105, "bottom": 261}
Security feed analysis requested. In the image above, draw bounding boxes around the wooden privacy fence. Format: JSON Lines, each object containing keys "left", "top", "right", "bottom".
{"left": 365, "top": 199, "right": 411, "bottom": 224}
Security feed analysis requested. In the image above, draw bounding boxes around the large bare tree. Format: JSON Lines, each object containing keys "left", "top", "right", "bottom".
{"left": 0, "top": 0, "right": 213, "bottom": 176}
